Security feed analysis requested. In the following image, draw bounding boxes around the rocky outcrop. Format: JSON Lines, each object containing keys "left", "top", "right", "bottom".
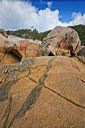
{"left": 77, "top": 46, "right": 85, "bottom": 57}
{"left": 0, "top": 34, "right": 48, "bottom": 64}
{"left": 43, "top": 26, "right": 81, "bottom": 56}
{"left": 0, "top": 42, "right": 48, "bottom": 64}
{"left": 56, "top": 48, "right": 71, "bottom": 57}
{"left": 0, "top": 29, "right": 8, "bottom": 38}
{"left": 0, "top": 34, "right": 7, "bottom": 51}
{"left": 76, "top": 46, "right": 85, "bottom": 64}
{"left": 7, "top": 35, "right": 42, "bottom": 44}
{"left": 0, "top": 56, "right": 85, "bottom": 128}
{"left": 0, "top": 27, "right": 85, "bottom": 128}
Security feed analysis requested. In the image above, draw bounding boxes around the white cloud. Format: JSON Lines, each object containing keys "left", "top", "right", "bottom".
{"left": 70, "top": 12, "right": 85, "bottom": 25}
{"left": 0, "top": 0, "right": 85, "bottom": 32}
{"left": 47, "top": 1, "right": 53, "bottom": 8}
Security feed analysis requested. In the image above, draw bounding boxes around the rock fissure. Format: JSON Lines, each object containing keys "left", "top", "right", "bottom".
{"left": 77, "top": 77, "right": 85, "bottom": 84}
{"left": 27, "top": 76, "right": 85, "bottom": 110}
{"left": 38, "top": 57, "right": 55, "bottom": 85}
{"left": 42, "top": 84, "right": 85, "bottom": 110}
{"left": 21, "top": 61, "right": 31, "bottom": 75}
{"left": 4, "top": 58, "right": 54, "bottom": 128}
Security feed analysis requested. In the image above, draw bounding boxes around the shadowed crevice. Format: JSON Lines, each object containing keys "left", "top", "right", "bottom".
{"left": 48, "top": 52, "right": 54, "bottom": 56}
{"left": 5, "top": 47, "right": 22, "bottom": 62}
{"left": 0, "top": 47, "right": 22, "bottom": 64}
{"left": 77, "top": 77, "right": 85, "bottom": 84}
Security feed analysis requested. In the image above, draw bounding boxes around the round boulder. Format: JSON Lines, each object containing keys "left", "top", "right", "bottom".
{"left": 43, "top": 26, "right": 81, "bottom": 56}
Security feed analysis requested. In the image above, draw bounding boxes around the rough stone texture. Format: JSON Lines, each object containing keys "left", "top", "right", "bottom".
{"left": 76, "top": 46, "right": 85, "bottom": 64}
{"left": 0, "top": 34, "right": 48, "bottom": 64}
{"left": 43, "top": 26, "right": 81, "bottom": 56}
{"left": 77, "top": 56, "right": 85, "bottom": 64}
{"left": 0, "top": 37, "right": 41, "bottom": 57}
{"left": 0, "top": 28, "right": 85, "bottom": 128}
{"left": 77, "top": 46, "right": 85, "bottom": 57}
{"left": 16, "top": 40, "right": 48, "bottom": 57}
{"left": 0, "top": 29, "right": 8, "bottom": 38}
{"left": 56, "top": 48, "right": 71, "bottom": 57}
{"left": 0, "top": 43, "right": 48, "bottom": 64}
{"left": 0, "top": 56, "right": 85, "bottom": 128}
{"left": 7, "top": 35, "right": 42, "bottom": 45}
{"left": 0, "top": 34, "right": 7, "bottom": 53}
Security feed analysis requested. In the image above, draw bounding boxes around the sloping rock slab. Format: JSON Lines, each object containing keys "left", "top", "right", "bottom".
{"left": 0, "top": 56, "right": 85, "bottom": 128}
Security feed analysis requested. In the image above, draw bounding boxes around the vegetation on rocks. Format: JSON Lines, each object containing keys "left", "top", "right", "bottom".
{"left": 6, "top": 25, "right": 85, "bottom": 46}
{"left": 70, "top": 25, "right": 85, "bottom": 46}
{"left": 0, "top": 29, "right": 8, "bottom": 37}
{"left": 7, "top": 29, "right": 50, "bottom": 41}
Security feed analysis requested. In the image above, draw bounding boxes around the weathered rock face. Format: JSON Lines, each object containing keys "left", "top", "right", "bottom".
{"left": 56, "top": 48, "right": 71, "bottom": 57}
{"left": 77, "top": 46, "right": 85, "bottom": 57}
{"left": 0, "top": 34, "right": 19, "bottom": 64}
{"left": 76, "top": 46, "right": 85, "bottom": 64}
{"left": 0, "top": 43, "right": 49, "bottom": 64}
{"left": 0, "top": 35, "right": 41, "bottom": 57}
{"left": 16, "top": 40, "right": 48, "bottom": 57}
{"left": 0, "top": 34, "right": 48, "bottom": 64}
{"left": 0, "top": 28, "right": 85, "bottom": 128}
{"left": 7, "top": 35, "right": 42, "bottom": 45}
{"left": 43, "top": 26, "right": 81, "bottom": 56}
{"left": 0, "top": 29, "right": 8, "bottom": 38}
{"left": 0, "top": 56, "right": 85, "bottom": 128}
{"left": 0, "top": 34, "right": 7, "bottom": 53}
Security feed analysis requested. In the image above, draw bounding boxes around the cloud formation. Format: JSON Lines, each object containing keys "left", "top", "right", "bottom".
{"left": 47, "top": 1, "right": 53, "bottom": 8}
{"left": 0, "top": 0, "right": 85, "bottom": 32}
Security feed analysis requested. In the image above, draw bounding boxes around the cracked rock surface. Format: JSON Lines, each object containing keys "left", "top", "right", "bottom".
{"left": 0, "top": 56, "right": 85, "bottom": 128}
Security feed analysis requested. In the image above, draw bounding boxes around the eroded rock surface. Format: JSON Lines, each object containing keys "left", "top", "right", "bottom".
{"left": 0, "top": 27, "right": 85, "bottom": 128}
{"left": 0, "top": 34, "right": 48, "bottom": 64}
{"left": 77, "top": 46, "right": 85, "bottom": 57}
{"left": 0, "top": 56, "right": 85, "bottom": 128}
{"left": 0, "top": 29, "right": 8, "bottom": 38}
{"left": 43, "top": 26, "right": 81, "bottom": 56}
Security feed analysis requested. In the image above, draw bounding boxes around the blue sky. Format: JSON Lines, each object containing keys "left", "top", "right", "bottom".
{"left": 0, "top": 0, "right": 85, "bottom": 31}
{"left": 30, "top": 0, "right": 85, "bottom": 22}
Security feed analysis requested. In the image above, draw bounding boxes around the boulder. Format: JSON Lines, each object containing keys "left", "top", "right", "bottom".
{"left": 56, "top": 48, "right": 71, "bottom": 57}
{"left": 43, "top": 26, "right": 81, "bottom": 56}
{"left": 0, "top": 56, "right": 85, "bottom": 128}
{"left": 77, "top": 46, "right": 85, "bottom": 57}
{"left": 0, "top": 41, "right": 48, "bottom": 64}
{"left": 0, "top": 34, "right": 7, "bottom": 53}
{"left": 76, "top": 46, "right": 85, "bottom": 64}
{"left": 0, "top": 34, "right": 48, "bottom": 64}
{"left": 0, "top": 29, "right": 8, "bottom": 38}
{"left": 16, "top": 40, "right": 48, "bottom": 57}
